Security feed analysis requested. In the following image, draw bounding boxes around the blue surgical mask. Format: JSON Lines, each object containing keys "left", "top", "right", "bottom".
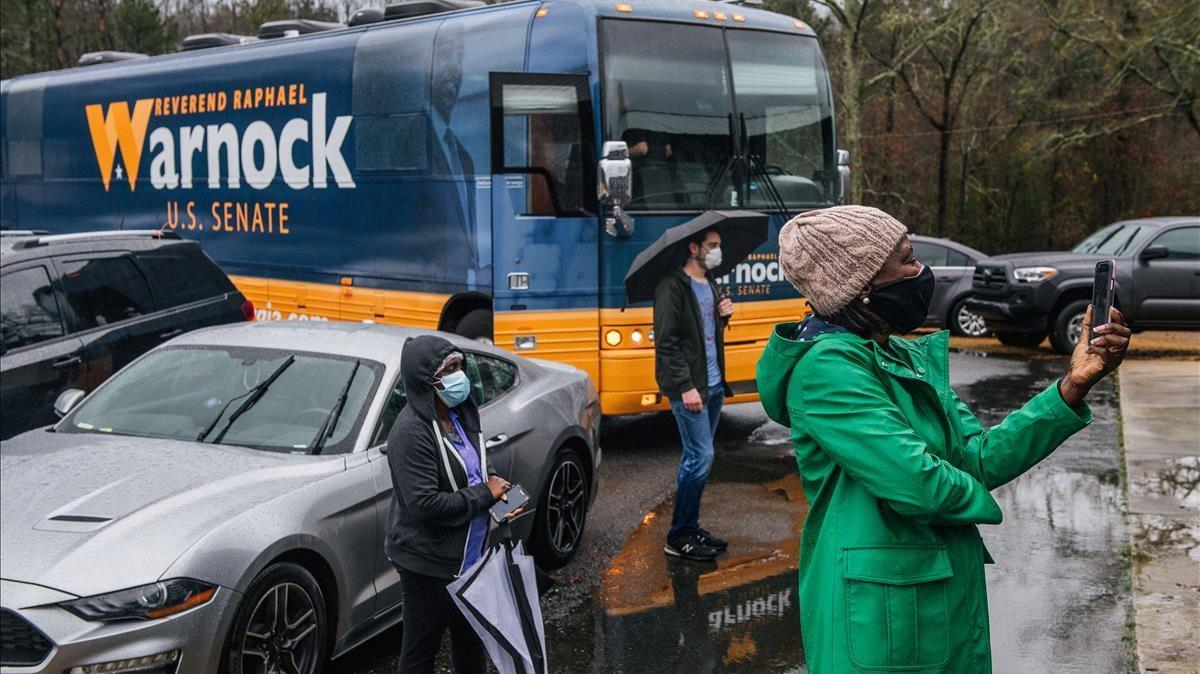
{"left": 435, "top": 370, "right": 471, "bottom": 407}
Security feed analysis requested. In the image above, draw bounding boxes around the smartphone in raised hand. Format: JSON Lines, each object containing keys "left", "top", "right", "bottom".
{"left": 1090, "top": 259, "right": 1116, "bottom": 333}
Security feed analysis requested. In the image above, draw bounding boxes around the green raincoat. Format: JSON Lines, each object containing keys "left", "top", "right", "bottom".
{"left": 756, "top": 322, "right": 1091, "bottom": 673}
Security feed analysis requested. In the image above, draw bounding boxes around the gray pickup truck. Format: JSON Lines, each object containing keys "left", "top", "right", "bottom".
{"left": 967, "top": 216, "right": 1199, "bottom": 354}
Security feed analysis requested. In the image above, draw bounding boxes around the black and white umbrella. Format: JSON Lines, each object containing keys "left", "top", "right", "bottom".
{"left": 448, "top": 539, "right": 547, "bottom": 674}
{"left": 623, "top": 210, "right": 769, "bottom": 305}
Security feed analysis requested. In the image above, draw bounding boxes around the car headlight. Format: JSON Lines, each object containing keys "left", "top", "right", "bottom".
{"left": 59, "top": 579, "right": 217, "bottom": 622}
{"left": 1013, "top": 266, "right": 1058, "bottom": 283}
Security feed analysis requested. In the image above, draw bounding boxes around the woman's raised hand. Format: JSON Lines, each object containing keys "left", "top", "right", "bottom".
{"left": 1060, "top": 305, "right": 1130, "bottom": 407}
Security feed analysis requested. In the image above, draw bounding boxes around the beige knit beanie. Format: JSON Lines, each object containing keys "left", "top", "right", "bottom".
{"left": 778, "top": 206, "right": 908, "bottom": 316}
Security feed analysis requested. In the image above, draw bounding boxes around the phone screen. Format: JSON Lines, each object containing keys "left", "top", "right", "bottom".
{"left": 1090, "top": 260, "right": 1116, "bottom": 331}
{"left": 490, "top": 484, "right": 530, "bottom": 523}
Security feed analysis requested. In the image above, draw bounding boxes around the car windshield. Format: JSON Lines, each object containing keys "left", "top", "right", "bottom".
{"left": 601, "top": 21, "right": 835, "bottom": 211}
{"left": 63, "top": 346, "right": 382, "bottom": 454}
{"left": 1073, "top": 223, "right": 1155, "bottom": 256}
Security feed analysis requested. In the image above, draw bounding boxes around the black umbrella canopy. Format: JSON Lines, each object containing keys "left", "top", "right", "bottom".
{"left": 623, "top": 210, "right": 769, "bottom": 304}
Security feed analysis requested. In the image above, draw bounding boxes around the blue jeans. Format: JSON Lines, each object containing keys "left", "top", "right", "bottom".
{"left": 668, "top": 391, "right": 724, "bottom": 543}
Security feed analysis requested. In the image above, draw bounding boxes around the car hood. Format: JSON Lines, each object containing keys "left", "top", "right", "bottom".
{"left": 981, "top": 251, "right": 1110, "bottom": 269}
{"left": 0, "top": 430, "right": 344, "bottom": 596}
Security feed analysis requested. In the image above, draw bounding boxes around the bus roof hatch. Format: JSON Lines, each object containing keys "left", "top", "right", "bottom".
{"left": 258, "top": 19, "right": 346, "bottom": 39}
{"left": 383, "top": 0, "right": 485, "bottom": 21}
{"left": 77, "top": 51, "right": 147, "bottom": 67}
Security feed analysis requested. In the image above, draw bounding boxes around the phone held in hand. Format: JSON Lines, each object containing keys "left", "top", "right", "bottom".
{"left": 1090, "top": 259, "right": 1116, "bottom": 332}
{"left": 489, "top": 484, "right": 530, "bottom": 523}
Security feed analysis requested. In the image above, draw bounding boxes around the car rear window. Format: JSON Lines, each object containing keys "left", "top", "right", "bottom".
{"left": 58, "top": 256, "right": 155, "bottom": 329}
{"left": 137, "top": 251, "right": 233, "bottom": 308}
{"left": 0, "top": 265, "right": 65, "bottom": 350}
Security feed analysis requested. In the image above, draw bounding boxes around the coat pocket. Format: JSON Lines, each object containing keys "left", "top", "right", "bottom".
{"left": 842, "top": 545, "right": 953, "bottom": 671}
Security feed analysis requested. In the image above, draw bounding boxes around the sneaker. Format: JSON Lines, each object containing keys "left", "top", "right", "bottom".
{"left": 696, "top": 528, "right": 728, "bottom": 551}
{"left": 664, "top": 535, "right": 719, "bottom": 561}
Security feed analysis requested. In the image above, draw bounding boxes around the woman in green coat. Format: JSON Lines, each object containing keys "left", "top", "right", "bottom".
{"left": 756, "top": 206, "right": 1130, "bottom": 673}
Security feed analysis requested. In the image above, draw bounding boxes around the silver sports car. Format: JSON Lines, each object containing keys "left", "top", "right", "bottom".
{"left": 0, "top": 321, "right": 599, "bottom": 673}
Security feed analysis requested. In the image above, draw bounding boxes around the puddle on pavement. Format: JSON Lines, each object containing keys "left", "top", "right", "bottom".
{"left": 1137, "top": 455, "right": 1200, "bottom": 511}
{"left": 547, "top": 465, "right": 810, "bottom": 673}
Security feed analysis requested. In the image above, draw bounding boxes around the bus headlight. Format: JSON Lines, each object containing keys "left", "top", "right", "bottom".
{"left": 631, "top": 329, "right": 644, "bottom": 344}
{"left": 605, "top": 330, "right": 622, "bottom": 346}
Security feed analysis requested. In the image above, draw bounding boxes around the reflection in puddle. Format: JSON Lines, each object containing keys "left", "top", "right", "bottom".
{"left": 1131, "top": 514, "right": 1200, "bottom": 560}
{"left": 593, "top": 474, "right": 808, "bottom": 673}
{"left": 1138, "top": 455, "right": 1200, "bottom": 510}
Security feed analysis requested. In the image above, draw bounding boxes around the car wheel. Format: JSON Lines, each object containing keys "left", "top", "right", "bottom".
{"left": 456, "top": 309, "right": 493, "bottom": 345}
{"left": 221, "top": 562, "right": 329, "bottom": 674}
{"left": 996, "top": 331, "right": 1045, "bottom": 348}
{"left": 1050, "top": 299, "right": 1089, "bottom": 355}
{"left": 949, "top": 297, "right": 989, "bottom": 337}
{"left": 531, "top": 448, "right": 589, "bottom": 569}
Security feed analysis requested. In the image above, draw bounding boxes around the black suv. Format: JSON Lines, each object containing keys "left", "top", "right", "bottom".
{"left": 968, "top": 216, "right": 1199, "bottom": 354}
{"left": 1, "top": 230, "right": 252, "bottom": 439}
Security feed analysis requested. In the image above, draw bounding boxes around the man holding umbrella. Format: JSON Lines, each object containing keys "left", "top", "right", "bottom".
{"left": 655, "top": 227, "right": 735, "bottom": 561}
{"left": 624, "top": 211, "right": 767, "bottom": 561}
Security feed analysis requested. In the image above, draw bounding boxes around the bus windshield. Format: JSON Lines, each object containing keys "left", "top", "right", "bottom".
{"left": 602, "top": 21, "right": 835, "bottom": 212}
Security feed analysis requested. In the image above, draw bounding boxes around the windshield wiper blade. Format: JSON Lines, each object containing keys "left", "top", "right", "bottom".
{"left": 307, "top": 360, "right": 361, "bottom": 455}
{"left": 196, "top": 355, "right": 296, "bottom": 443}
{"left": 746, "top": 151, "right": 792, "bottom": 220}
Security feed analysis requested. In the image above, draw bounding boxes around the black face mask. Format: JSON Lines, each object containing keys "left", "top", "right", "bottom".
{"left": 866, "top": 264, "right": 936, "bottom": 334}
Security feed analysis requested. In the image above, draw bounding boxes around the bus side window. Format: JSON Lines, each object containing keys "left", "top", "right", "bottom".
{"left": 490, "top": 73, "right": 595, "bottom": 217}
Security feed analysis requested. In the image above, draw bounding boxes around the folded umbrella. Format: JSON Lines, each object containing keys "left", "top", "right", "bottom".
{"left": 448, "top": 539, "right": 547, "bottom": 674}
{"left": 623, "top": 210, "right": 769, "bottom": 305}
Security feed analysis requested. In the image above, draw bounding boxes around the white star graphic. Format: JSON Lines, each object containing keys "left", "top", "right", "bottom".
{"left": 114, "top": 164, "right": 124, "bottom": 181}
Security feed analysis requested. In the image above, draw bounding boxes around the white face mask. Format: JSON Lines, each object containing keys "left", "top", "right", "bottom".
{"left": 702, "top": 246, "right": 723, "bottom": 271}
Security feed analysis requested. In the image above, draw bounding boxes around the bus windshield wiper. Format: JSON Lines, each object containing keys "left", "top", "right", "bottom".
{"left": 745, "top": 151, "right": 792, "bottom": 221}
{"left": 196, "top": 355, "right": 296, "bottom": 443}
{"left": 307, "top": 360, "right": 361, "bottom": 455}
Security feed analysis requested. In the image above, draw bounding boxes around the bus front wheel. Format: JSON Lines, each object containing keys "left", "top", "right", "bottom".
{"left": 456, "top": 309, "right": 493, "bottom": 345}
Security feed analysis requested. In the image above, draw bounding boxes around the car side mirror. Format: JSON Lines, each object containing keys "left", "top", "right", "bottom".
{"left": 598, "top": 141, "right": 634, "bottom": 238}
{"left": 54, "top": 388, "right": 86, "bottom": 418}
{"left": 1139, "top": 245, "right": 1169, "bottom": 261}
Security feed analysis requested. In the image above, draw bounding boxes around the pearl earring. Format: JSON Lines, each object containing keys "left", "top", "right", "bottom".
{"left": 863, "top": 297, "right": 870, "bottom": 304}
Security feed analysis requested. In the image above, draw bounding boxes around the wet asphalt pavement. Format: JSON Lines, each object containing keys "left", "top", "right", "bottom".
{"left": 335, "top": 350, "right": 1127, "bottom": 673}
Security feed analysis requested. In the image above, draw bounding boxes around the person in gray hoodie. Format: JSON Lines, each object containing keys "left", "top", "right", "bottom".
{"left": 385, "top": 334, "right": 516, "bottom": 674}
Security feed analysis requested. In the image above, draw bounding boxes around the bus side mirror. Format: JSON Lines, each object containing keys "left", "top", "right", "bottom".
{"left": 599, "top": 141, "right": 635, "bottom": 238}
{"left": 837, "top": 149, "right": 850, "bottom": 204}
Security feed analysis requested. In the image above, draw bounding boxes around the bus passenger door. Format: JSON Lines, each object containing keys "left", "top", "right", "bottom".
{"left": 488, "top": 73, "right": 601, "bottom": 383}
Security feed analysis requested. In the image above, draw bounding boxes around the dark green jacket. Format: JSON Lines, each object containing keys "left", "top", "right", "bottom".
{"left": 756, "top": 324, "right": 1091, "bottom": 673}
{"left": 653, "top": 269, "right": 733, "bottom": 402}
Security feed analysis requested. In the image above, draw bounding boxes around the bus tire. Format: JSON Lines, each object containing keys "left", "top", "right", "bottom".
{"left": 455, "top": 309, "right": 493, "bottom": 344}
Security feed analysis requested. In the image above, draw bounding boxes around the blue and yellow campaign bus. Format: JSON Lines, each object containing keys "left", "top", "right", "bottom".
{"left": 0, "top": 0, "right": 841, "bottom": 415}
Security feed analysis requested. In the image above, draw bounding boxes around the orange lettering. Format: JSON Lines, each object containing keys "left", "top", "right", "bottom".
{"left": 279, "top": 202, "right": 289, "bottom": 234}
{"left": 217, "top": 91, "right": 227, "bottom": 111}
{"left": 233, "top": 90, "right": 242, "bottom": 109}
{"left": 252, "top": 203, "right": 264, "bottom": 232}
{"left": 288, "top": 84, "right": 297, "bottom": 105}
{"left": 236, "top": 202, "right": 249, "bottom": 231}
{"left": 298, "top": 84, "right": 307, "bottom": 105}
{"left": 222, "top": 202, "right": 234, "bottom": 231}
{"left": 211, "top": 202, "right": 222, "bottom": 231}
{"left": 187, "top": 201, "right": 197, "bottom": 230}
{"left": 85, "top": 99, "right": 154, "bottom": 191}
